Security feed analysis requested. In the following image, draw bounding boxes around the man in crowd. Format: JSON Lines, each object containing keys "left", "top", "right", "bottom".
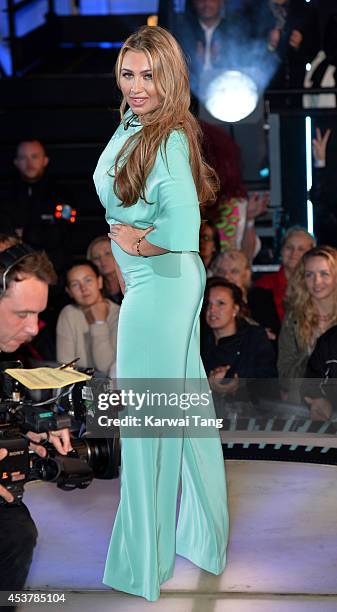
{"left": 1, "top": 140, "right": 74, "bottom": 273}
{"left": 0, "top": 245, "right": 72, "bottom": 609}
{"left": 174, "top": 0, "right": 231, "bottom": 94}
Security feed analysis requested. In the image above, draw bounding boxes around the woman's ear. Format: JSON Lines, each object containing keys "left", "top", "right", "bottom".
{"left": 98, "top": 275, "right": 103, "bottom": 290}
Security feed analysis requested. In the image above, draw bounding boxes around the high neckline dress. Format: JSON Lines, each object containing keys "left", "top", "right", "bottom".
{"left": 93, "top": 111, "right": 228, "bottom": 601}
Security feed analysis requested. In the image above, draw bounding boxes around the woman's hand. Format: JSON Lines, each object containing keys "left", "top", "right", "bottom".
{"left": 312, "top": 127, "right": 331, "bottom": 163}
{"left": 246, "top": 192, "right": 269, "bottom": 221}
{"left": 304, "top": 396, "right": 332, "bottom": 421}
{"left": 108, "top": 224, "right": 154, "bottom": 256}
{"left": 83, "top": 298, "right": 109, "bottom": 325}
{"left": 209, "top": 366, "right": 239, "bottom": 395}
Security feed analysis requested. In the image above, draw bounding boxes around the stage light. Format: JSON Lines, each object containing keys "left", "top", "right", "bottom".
{"left": 205, "top": 70, "right": 259, "bottom": 123}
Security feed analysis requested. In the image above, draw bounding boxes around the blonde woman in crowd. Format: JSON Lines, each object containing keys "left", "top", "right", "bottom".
{"left": 210, "top": 248, "right": 280, "bottom": 337}
{"left": 278, "top": 246, "right": 337, "bottom": 385}
{"left": 255, "top": 226, "right": 315, "bottom": 322}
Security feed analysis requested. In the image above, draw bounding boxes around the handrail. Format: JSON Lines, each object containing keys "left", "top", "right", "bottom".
{"left": 266, "top": 86, "right": 337, "bottom": 95}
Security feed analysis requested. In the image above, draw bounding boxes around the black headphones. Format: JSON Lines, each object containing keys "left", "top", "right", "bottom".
{"left": 0, "top": 243, "right": 34, "bottom": 297}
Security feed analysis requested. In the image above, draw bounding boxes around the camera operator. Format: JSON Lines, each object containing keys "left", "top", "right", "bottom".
{"left": 0, "top": 245, "right": 72, "bottom": 608}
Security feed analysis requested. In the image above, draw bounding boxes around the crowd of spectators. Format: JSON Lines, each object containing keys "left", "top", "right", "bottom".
{"left": 1, "top": 127, "right": 337, "bottom": 425}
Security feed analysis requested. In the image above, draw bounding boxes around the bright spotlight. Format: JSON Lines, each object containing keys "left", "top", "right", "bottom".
{"left": 205, "top": 70, "right": 259, "bottom": 123}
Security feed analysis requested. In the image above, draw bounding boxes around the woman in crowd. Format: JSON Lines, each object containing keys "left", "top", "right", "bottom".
{"left": 210, "top": 248, "right": 280, "bottom": 337}
{"left": 56, "top": 260, "right": 119, "bottom": 375}
{"left": 200, "top": 120, "right": 267, "bottom": 261}
{"left": 93, "top": 26, "right": 228, "bottom": 601}
{"left": 278, "top": 245, "right": 337, "bottom": 382}
{"left": 199, "top": 219, "right": 221, "bottom": 271}
{"left": 255, "top": 226, "right": 315, "bottom": 322}
{"left": 87, "top": 235, "right": 123, "bottom": 304}
{"left": 201, "top": 278, "right": 277, "bottom": 412}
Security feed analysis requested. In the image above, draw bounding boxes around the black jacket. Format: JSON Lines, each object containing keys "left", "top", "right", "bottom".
{"left": 201, "top": 317, "right": 277, "bottom": 378}
{"left": 302, "top": 325, "right": 337, "bottom": 403}
{"left": 248, "top": 286, "right": 281, "bottom": 336}
{"left": 1, "top": 174, "right": 74, "bottom": 273}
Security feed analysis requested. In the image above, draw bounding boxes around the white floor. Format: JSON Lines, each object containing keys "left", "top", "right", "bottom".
{"left": 16, "top": 460, "right": 337, "bottom": 611}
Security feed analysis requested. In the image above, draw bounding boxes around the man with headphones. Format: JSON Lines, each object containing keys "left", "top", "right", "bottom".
{"left": 0, "top": 244, "right": 72, "bottom": 607}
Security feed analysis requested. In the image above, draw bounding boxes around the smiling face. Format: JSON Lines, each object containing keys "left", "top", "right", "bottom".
{"left": 206, "top": 286, "right": 239, "bottom": 336}
{"left": 119, "top": 50, "right": 161, "bottom": 117}
{"left": 304, "top": 256, "right": 336, "bottom": 302}
{"left": 0, "top": 276, "right": 48, "bottom": 352}
{"left": 89, "top": 240, "right": 115, "bottom": 277}
{"left": 66, "top": 265, "right": 103, "bottom": 308}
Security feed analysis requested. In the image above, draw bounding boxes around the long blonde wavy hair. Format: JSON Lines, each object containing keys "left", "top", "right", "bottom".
{"left": 286, "top": 245, "right": 337, "bottom": 349}
{"left": 113, "top": 25, "right": 219, "bottom": 207}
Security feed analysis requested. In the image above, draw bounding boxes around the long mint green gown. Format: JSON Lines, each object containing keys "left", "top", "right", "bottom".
{"left": 93, "top": 112, "right": 228, "bottom": 601}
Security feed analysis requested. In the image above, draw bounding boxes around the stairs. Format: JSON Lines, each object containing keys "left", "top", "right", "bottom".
{"left": 0, "top": 9, "right": 150, "bottom": 256}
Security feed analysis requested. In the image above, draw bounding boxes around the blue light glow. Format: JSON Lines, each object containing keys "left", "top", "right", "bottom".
{"left": 259, "top": 167, "right": 270, "bottom": 178}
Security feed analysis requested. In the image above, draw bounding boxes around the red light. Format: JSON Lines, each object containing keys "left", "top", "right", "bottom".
{"left": 70, "top": 217, "right": 75, "bottom": 223}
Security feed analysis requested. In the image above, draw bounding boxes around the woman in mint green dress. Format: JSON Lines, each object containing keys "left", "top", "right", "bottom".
{"left": 93, "top": 25, "right": 228, "bottom": 601}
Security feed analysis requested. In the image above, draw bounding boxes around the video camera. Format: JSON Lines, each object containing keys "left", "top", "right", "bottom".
{"left": 0, "top": 362, "right": 119, "bottom": 505}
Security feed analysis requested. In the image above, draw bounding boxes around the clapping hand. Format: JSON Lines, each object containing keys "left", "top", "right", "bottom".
{"left": 209, "top": 366, "right": 239, "bottom": 395}
{"left": 304, "top": 396, "right": 332, "bottom": 421}
{"left": 247, "top": 192, "right": 269, "bottom": 221}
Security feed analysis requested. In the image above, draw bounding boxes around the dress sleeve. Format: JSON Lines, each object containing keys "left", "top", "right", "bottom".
{"left": 146, "top": 131, "right": 201, "bottom": 251}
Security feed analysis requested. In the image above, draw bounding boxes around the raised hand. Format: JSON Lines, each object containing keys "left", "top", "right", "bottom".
{"left": 247, "top": 192, "right": 269, "bottom": 221}
{"left": 312, "top": 127, "right": 331, "bottom": 163}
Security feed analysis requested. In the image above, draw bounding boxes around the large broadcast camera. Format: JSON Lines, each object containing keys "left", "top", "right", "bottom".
{"left": 0, "top": 362, "right": 119, "bottom": 505}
